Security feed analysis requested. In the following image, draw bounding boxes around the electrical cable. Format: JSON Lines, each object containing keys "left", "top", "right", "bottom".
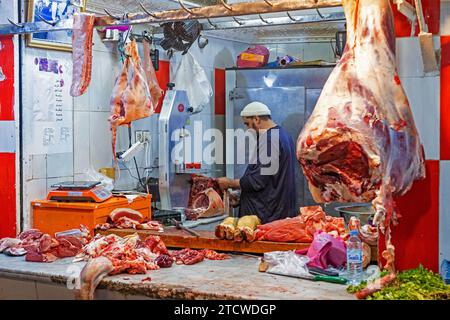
{"left": 128, "top": 125, "right": 146, "bottom": 190}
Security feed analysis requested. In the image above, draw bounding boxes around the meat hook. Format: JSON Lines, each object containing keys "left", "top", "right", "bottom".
{"left": 139, "top": 2, "right": 158, "bottom": 19}
{"left": 263, "top": 0, "right": 274, "bottom": 6}
{"left": 206, "top": 18, "right": 218, "bottom": 29}
{"left": 232, "top": 16, "right": 244, "bottom": 26}
{"left": 36, "top": 12, "right": 60, "bottom": 26}
{"left": 7, "top": 19, "right": 24, "bottom": 28}
{"left": 220, "top": 0, "right": 233, "bottom": 11}
{"left": 104, "top": 8, "right": 121, "bottom": 20}
{"left": 286, "top": 11, "right": 299, "bottom": 22}
{"left": 178, "top": 0, "right": 196, "bottom": 15}
{"left": 316, "top": 7, "right": 325, "bottom": 19}
{"left": 142, "top": 30, "right": 152, "bottom": 43}
{"left": 259, "top": 14, "right": 272, "bottom": 24}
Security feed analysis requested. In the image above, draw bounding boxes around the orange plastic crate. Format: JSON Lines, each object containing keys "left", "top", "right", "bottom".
{"left": 32, "top": 195, "right": 151, "bottom": 236}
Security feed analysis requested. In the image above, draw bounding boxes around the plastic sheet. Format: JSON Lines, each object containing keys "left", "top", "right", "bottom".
{"left": 172, "top": 52, "right": 212, "bottom": 114}
{"left": 264, "top": 251, "right": 310, "bottom": 278}
{"left": 295, "top": 231, "right": 347, "bottom": 269}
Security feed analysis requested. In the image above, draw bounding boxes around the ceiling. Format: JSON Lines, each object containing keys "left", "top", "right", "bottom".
{"left": 85, "top": 0, "right": 345, "bottom": 43}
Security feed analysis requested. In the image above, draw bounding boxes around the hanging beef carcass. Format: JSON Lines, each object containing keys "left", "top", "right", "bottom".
{"left": 70, "top": 13, "right": 96, "bottom": 97}
{"left": 296, "top": 0, "right": 425, "bottom": 272}
{"left": 109, "top": 39, "right": 155, "bottom": 162}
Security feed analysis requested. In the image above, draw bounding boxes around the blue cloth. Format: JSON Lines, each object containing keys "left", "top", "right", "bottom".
{"left": 33, "top": 3, "right": 53, "bottom": 40}
{"left": 238, "top": 125, "right": 297, "bottom": 224}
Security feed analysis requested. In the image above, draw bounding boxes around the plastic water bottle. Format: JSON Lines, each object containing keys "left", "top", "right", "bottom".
{"left": 346, "top": 230, "right": 363, "bottom": 285}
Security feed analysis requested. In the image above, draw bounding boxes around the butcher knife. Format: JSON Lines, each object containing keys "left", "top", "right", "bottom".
{"left": 170, "top": 218, "right": 201, "bottom": 237}
{"left": 267, "top": 270, "right": 348, "bottom": 285}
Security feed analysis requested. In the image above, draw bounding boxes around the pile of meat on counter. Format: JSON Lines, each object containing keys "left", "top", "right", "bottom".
{"left": 76, "top": 233, "right": 228, "bottom": 299}
{"left": 216, "top": 205, "right": 349, "bottom": 243}
{"left": 95, "top": 208, "right": 164, "bottom": 232}
{"left": 0, "top": 227, "right": 228, "bottom": 267}
{"left": 0, "top": 226, "right": 91, "bottom": 262}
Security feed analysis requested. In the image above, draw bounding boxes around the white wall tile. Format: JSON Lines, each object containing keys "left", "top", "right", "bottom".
{"left": 24, "top": 178, "right": 47, "bottom": 230}
{"left": 74, "top": 111, "right": 90, "bottom": 174}
{"left": 89, "top": 111, "right": 113, "bottom": 169}
{"left": 440, "top": 161, "right": 450, "bottom": 267}
{"left": 396, "top": 36, "right": 441, "bottom": 78}
{"left": 400, "top": 76, "right": 440, "bottom": 160}
{"left": 46, "top": 153, "right": 73, "bottom": 178}
{"left": 31, "top": 154, "right": 47, "bottom": 180}
{"left": 73, "top": 90, "right": 90, "bottom": 112}
{"left": 92, "top": 29, "right": 117, "bottom": 54}
{"left": 89, "top": 51, "right": 119, "bottom": 112}
{"left": 441, "top": 0, "right": 450, "bottom": 36}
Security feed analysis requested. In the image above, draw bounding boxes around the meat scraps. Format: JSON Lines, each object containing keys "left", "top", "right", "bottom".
{"left": 171, "top": 248, "right": 229, "bottom": 265}
{"left": 70, "top": 13, "right": 96, "bottom": 97}
{"left": 0, "top": 226, "right": 89, "bottom": 262}
{"left": 76, "top": 233, "right": 228, "bottom": 299}
{"left": 185, "top": 175, "right": 224, "bottom": 220}
{"left": 109, "top": 39, "right": 155, "bottom": 163}
{"left": 296, "top": 0, "right": 425, "bottom": 272}
{"left": 254, "top": 206, "right": 346, "bottom": 243}
{"left": 95, "top": 208, "right": 164, "bottom": 232}
{"left": 348, "top": 216, "right": 378, "bottom": 246}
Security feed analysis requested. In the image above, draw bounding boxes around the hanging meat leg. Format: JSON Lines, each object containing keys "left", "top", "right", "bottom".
{"left": 296, "top": 0, "right": 425, "bottom": 272}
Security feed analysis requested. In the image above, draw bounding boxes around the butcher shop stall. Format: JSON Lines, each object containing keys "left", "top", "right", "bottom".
{"left": 0, "top": 0, "right": 449, "bottom": 301}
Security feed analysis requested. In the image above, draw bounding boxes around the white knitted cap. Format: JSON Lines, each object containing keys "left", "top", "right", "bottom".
{"left": 240, "top": 101, "right": 271, "bottom": 117}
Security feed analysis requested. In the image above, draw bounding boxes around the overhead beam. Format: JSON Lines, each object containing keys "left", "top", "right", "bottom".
{"left": 0, "top": 0, "right": 343, "bottom": 36}
{"left": 96, "top": 0, "right": 343, "bottom": 27}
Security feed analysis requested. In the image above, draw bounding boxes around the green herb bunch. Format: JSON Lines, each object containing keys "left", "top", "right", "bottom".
{"left": 346, "top": 265, "right": 450, "bottom": 300}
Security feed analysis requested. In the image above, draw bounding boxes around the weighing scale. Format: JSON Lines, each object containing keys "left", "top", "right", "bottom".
{"left": 47, "top": 181, "right": 113, "bottom": 203}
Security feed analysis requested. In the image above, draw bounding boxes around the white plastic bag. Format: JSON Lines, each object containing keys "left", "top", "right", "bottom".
{"left": 263, "top": 251, "right": 311, "bottom": 278}
{"left": 84, "top": 167, "right": 114, "bottom": 192}
{"left": 172, "top": 52, "right": 213, "bottom": 113}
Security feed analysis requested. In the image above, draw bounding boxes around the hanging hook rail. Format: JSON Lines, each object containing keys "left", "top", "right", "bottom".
{"left": 7, "top": 19, "right": 24, "bottom": 28}
{"left": 36, "top": 13, "right": 60, "bottom": 26}
{"left": 220, "top": 0, "right": 233, "bottom": 11}
{"left": 0, "top": 0, "right": 345, "bottom": 36}
{"left": 232, "top": 16, "right": 245, "bottom": 26}
{"left": 178, "top": 0, "right": 196, "bottom": 15}
{"left": 139, "top": 2, "right": 159, "bottom": 19}
{"left": 259, "top": 14, "right": 272, "bottom": 24}
{"left": 104, "top": 9, "right": 122, "bottom": 20}
{"left": 207, "top": 18, "right": 218, "bottom": 29}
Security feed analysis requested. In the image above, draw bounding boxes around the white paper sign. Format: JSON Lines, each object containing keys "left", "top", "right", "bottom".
{"left": 27, "top": 55, "right": 73, "bottom": 155}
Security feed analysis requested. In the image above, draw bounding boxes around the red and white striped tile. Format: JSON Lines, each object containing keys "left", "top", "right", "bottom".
{"left": 0, "top": 35, "right": 16, "bottom": 238}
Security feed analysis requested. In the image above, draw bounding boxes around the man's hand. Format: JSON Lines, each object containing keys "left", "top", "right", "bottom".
{"left": 216, "top": 177, "right": 231, "bottom": 190}
{"left": 216, "top": 177, "right": 241, "bottom": 190}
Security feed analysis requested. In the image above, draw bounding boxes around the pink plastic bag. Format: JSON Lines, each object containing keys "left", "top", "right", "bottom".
{"left": 237, "top": 45, "right": 270, "bottom": 68}
{"left": 295, "top": 231, "right": 346, "bottom": 269}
